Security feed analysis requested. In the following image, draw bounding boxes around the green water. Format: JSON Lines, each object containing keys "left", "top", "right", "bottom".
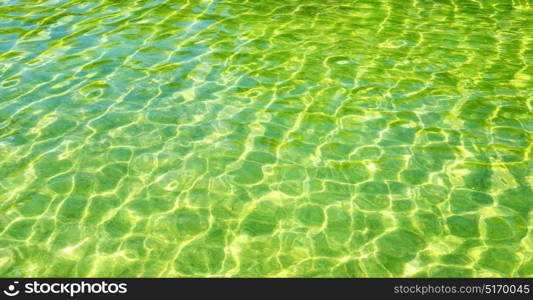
{"left": 0, "top": 0, "right": 531, "bottom": 278}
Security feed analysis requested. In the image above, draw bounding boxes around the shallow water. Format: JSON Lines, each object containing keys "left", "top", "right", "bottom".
{"left": 0, "top": 0, "right": 531, "bottom": 277}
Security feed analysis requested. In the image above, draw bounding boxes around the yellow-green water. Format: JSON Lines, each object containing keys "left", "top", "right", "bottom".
{"left": 0, "top": 0, "right": 532, "bottom": 277}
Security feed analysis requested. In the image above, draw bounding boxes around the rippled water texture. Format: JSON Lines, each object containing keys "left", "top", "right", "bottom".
{"left": 0, "top": 0, "right": 532, "bottom": 277}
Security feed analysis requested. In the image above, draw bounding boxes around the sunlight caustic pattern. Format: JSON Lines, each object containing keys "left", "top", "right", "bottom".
{"left": 0, "top": 0, "right": 531, "bottom": 277}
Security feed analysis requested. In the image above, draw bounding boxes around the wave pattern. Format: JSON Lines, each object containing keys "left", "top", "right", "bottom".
{"left": 0, "top": 0, "right": 532, "bottom": 277}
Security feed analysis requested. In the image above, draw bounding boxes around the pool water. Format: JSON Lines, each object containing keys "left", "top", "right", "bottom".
{"left": 0, "top": 0, "right": 531, "bottom": 277}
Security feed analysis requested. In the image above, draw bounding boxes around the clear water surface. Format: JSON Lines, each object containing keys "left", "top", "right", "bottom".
{"left": 0, "top": 0, "right": 531, "bottom": 277}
